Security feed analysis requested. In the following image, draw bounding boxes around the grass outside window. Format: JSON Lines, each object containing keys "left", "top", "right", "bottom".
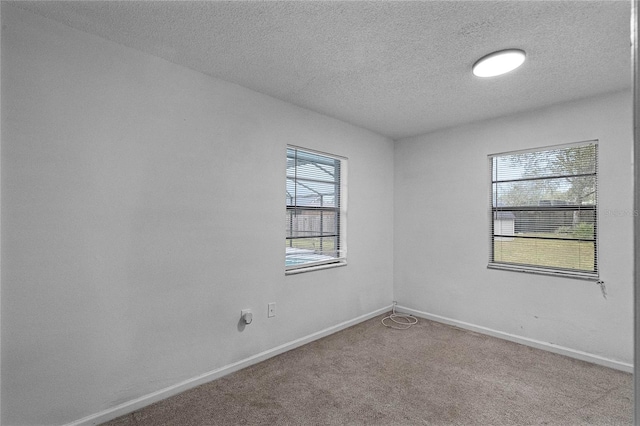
{"left": 493, "top": 235, "right": 595, "bottom": 272}
{"left": 489, "top": 141, "right": 598, "bottom": 278}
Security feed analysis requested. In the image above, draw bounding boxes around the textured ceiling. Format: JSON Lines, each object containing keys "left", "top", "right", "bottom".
{"left": 9, "top": 1, "right": 632, "bottom": 140}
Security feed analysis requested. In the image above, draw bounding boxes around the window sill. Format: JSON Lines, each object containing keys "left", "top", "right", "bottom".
{"left": 285, "top": 261, "right": 347, "bottom": 275}
{"left": 487, "top": 263, "right": 600, "bottom": 282}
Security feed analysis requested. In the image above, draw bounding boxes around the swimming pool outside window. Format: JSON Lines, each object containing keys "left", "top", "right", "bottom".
{"left": 286, "top": 146, "right": 347, "bottom": 273}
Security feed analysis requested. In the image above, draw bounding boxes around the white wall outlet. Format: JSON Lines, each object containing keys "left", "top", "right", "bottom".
{"left": 268, "top": 302, "right": 276, "bottom": 318}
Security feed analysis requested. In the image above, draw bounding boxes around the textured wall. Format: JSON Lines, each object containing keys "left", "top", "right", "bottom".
{"left": 394, "top": 90, "right": 633, "bottom": 366}
{"left": 1, "top": 6, "right": 394, "bottom": 425}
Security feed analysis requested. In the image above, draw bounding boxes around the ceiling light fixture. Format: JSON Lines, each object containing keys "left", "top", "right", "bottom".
{"left": 472, "top": 49, "right": 526, "bottom": 78}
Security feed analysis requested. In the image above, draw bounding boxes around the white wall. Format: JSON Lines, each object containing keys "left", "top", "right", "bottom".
{"left": 394, "top": 90, "right": 633, "bottom": 366}
{"left": 1, "top": 6, "right": 394, "bottom": 425}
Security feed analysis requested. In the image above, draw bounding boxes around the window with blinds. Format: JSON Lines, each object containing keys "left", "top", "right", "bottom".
{"left": 489, "top": 140, "right": 598, "bottom": 279}
{"left": 286, "top": 146, "right": 347, "bottom": 272}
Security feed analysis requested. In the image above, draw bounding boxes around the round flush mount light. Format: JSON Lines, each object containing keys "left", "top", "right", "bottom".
{"left": 472, "top": 49, "right": 526, "bottom": 78}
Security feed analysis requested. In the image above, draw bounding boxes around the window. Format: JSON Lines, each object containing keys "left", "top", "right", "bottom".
{"left": 489, "top": 140, "right": 598, "bottom": 279}
{"left": 286, "top": 146, "right": 347, "bottom": 272}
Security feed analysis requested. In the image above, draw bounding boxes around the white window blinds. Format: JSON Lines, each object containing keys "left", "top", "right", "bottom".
{"left": 489, "top": 140, "right": 598, "bottom": 278}
{"left": 286, "top": 147, "right": 346, "bottom": 271}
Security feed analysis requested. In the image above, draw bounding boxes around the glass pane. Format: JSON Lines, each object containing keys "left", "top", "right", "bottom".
{"left": 285, "top": 236, "right": 337, "bottom": 254}
{"left": 286, "top": 178, "right": 337, "bottom": 207}
{"left": 286, "top": 148, "right": 340, "bottom": 208}
{"left": 493, "top": 143, "right": 596, "bottom": 182}
{"left": 286, "top": 209, "right": 338, "bottom": 238}
{"left": 285, "top": 236, "right": 339, "bottom": 267}
{"left": 493, "top": 176, "right": 596, "bottom": 207}
{"left": 493, "top": 237, "right": 595, "bottom": 272}
{"left": 494, "top": 210, "right": 595, "bottom": 240}
{"left": 287, "top": 150, "right": 338, "bottom": 181}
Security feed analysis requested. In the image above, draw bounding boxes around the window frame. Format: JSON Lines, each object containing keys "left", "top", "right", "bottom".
{"left": 487, "top": 140, "right": 599, "bottom": 281}
{"left": 286, "top": 145, "right": 347, "bottom": 274}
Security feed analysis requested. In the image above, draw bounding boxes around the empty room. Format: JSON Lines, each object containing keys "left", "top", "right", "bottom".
{"left": 1, "top": 1, "right": 635, "bottom": 425}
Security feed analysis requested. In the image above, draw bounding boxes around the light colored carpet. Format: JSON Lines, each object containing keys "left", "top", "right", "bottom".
{"left": 103, "top": 313, "right": 632, "bottom": 425}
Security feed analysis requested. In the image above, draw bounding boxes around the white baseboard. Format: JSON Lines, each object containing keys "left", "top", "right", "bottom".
{"left": 66, "top": 305, "right": 392, "bottom": 426}
{"left": 397, "top": 305, "right": 633, "bottom": 373}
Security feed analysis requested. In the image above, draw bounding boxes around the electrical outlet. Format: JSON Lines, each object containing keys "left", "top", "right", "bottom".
{"left": 268, "top": 302, "right": 276, "bottom": 318}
